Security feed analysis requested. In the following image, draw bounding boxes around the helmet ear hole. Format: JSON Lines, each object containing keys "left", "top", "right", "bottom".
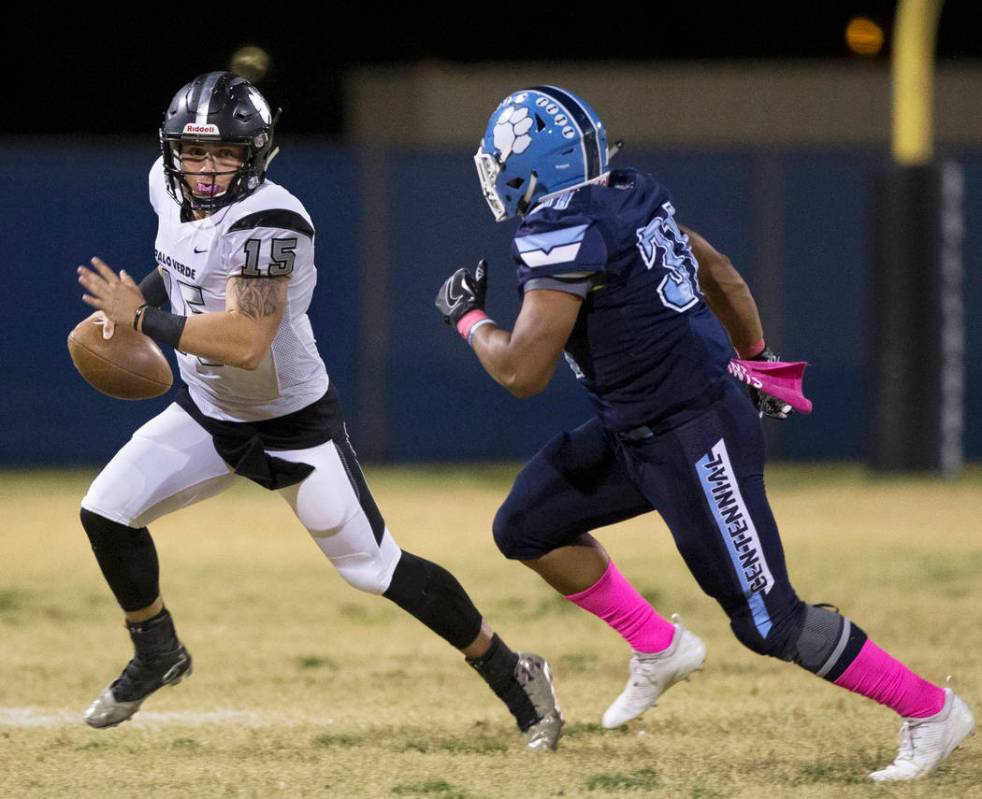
{"left": 534, "top": 114, "right": 546, "bottom": 132}
{"left": 506, "top": 177, "right": 524, "bottom": 189}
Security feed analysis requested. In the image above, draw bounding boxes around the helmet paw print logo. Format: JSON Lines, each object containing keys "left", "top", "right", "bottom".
{"left": 492, "top": 106, "right": 534, "bottom": 162}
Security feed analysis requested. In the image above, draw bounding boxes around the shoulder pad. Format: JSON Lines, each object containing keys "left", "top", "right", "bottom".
{"left": 228, "top": 209, "right": 314, "bottom": 238}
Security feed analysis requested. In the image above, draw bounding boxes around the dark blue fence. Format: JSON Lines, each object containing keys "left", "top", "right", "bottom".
{"left": 2, "top": 139, "right": 978, "bottom": 465}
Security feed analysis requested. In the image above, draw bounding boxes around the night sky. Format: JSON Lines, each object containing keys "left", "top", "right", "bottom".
{"left": 6, "top": 3, "right": 977, "bottom": 136}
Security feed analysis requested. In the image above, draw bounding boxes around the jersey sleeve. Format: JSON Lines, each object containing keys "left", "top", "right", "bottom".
{"left": 512, "top": 208, "right": 609, "bottom": 294}
{"left": 219, "top": 209, "right": 315, "bottom": 279}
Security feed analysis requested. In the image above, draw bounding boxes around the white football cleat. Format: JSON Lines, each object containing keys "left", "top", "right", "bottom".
{"left": 869, "top": 687, "right": 974, "bottom": 781}
{"left": 602, "top": 615, "right": 706, "bottom": 729}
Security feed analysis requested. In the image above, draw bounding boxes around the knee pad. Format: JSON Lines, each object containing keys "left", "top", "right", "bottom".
{"left": 81, "top": 506, "right": 150, "bottom": 553}
{"left": 491, "top": 499, "right": 526, "bottom": 560}
{"left": 728, "top": 597, "right": 808, "bottom": 660}
{"left": 330, "top": 547, "right": 400, "bottom": 595}
{"left": 383, "top": 551, "right": 483, "bottom": 650}
{"left": 728, "top": 600, "right": 869, "bottom": 682}
{"left": 790, "top": 603, "right": 868, "bottom": 680}
{"left": 80, "top": 507, "right": 159, "bottom": 612}
{"left": 492, "top": 483, "right": 567, "bottom": 561}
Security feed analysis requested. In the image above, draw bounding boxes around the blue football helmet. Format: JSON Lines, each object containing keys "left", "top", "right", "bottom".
{"left": 475, "top": 86, "right": 609, "bottom": 222}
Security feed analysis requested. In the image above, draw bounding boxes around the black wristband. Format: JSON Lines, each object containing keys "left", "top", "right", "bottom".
{"left": 133, "top": 303, "right": 148, "bottom": 331}
{"left": 138, "top": 269, "right": 169, "bottom": 308}
{"left": 140, "top": 307, "right": 187, "bottom": 349}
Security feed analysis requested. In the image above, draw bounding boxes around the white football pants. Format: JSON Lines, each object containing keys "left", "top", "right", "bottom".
{"left": 81, "top": 402, "right": 402, "bottom": 595}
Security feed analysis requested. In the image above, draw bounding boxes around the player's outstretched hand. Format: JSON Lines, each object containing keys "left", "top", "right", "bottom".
{"left": 78, "top": 257, "right": 146, "bottom": 329}
{"left": 748, "top": 346, "right": 794, "bottom": 420}
{"left": 435, "top": 259, "right": 488, "bottom": 327}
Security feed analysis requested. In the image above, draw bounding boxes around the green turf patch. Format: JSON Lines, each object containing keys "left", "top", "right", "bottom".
{"left": 564, "top": 722, "right": 629, "bottom": 738}
{"left": 585, "top": 768, "right": 659, "bottom": 791}
{"left": 0, "top": 590, "right": 21, "bottom": 613}
{"left": 391, "top": 780, "right": 471, "bottom": 798}
{"left": 73, "top": 740, "right": 110, "bottom": 752}
{"left": 922, "top": 552, "right": 982, "bottom": 585}
{"left": 338, "top": 602, "right": 371, "bottom": 621}
{"left": 689, "top": 789, "right": 722, "bottom": 799}
{"left": 296, "top": 655, "right": 338, "bottom": 670}
{"left": 524, "top": 594, "right": 578, "bottom": 619}
{"left": 313, "top": 733, "right": 360, "bottom": 748}
{"left": 558, "top": 653, "right": 599, "bottom": 674}
{"left": 399, "top": 735, "right": 507, "bottom": 755}
{"left": 795, "top": 758, "right": 864, "bottom": 785}
{"left": 171, "top": 737, "right": 202, "bottom": 751}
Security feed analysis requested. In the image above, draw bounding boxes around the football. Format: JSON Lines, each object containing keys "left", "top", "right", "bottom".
{"left": 67, "top": 314, "right": 173, "bottom": 400}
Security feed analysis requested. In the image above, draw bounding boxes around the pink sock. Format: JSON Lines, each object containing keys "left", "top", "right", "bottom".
{"left": 833, "top": 639, "right": 945, "bottom": 718}
{"left": 564, "top": 561, "right": 675, "bottom": 653}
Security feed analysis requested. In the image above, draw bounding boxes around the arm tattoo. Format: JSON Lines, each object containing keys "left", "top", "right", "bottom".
{"left": 230, "top": 277, "right": 284, "bottom": 320}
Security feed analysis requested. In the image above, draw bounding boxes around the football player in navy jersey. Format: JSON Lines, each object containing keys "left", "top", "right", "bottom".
{"left": 436, "top": 86, "right": 973, "bottom": 781}
{"left": 74, "top": 72, "right": 564, "bottom": 751}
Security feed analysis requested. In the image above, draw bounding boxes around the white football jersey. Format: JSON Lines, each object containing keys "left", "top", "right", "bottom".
{"left": 149, "top": 157, "right": 329, "bottom": 421}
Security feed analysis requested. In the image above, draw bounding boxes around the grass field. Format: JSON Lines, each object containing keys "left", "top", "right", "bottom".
{"left": 1, "top": 465, "right": 980, "bottom": 798}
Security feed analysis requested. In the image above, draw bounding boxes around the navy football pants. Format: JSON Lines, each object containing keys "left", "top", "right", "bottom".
{"left": 493, "top": 379, "right": 807, "bottom": 658}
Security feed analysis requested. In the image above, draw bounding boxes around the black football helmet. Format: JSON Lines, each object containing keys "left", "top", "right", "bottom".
{"left": 160, "top": 71, "right": 278, "bottom": 215}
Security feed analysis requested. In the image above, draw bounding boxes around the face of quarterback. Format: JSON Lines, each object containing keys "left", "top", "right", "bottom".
{"left": 178, "top": 142, "right": 246, "bottom": 199}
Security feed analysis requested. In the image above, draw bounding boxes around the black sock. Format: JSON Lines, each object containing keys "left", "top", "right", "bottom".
{"left": 467, "top": 634, "right": 538, "bottom": 732}
{"left": 126, "top": 608, "right": 181, "bottom": 659}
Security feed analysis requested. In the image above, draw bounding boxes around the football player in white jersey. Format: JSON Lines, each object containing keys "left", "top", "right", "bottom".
{"left": 75, "top": 71, "right": 563, "bottom": 750}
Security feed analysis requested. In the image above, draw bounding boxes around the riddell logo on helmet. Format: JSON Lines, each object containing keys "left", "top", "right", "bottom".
{"left": 182, "top": 123, "right": 220, "bottom": 136}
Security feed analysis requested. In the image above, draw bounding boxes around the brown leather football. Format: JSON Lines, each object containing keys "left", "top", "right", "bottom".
{"left": 67, "top": 314, "right": 173, "bottom": 400}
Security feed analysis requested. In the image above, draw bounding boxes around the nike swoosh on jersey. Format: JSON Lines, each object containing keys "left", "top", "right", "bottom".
{"left": 193, "top": 247, "right": 208, "bottom": 253}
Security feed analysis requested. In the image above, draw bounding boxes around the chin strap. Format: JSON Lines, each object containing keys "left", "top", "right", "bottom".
{"left": 262, "top": 107, "right": 282, "bottom": 173}
{"left": 517, "top": 172, "right": 538, "bottom": 216}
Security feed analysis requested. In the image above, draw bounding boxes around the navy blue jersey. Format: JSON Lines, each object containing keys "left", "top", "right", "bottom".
{"left": 512, "top": 169, "right": 732, "bottom": 432}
